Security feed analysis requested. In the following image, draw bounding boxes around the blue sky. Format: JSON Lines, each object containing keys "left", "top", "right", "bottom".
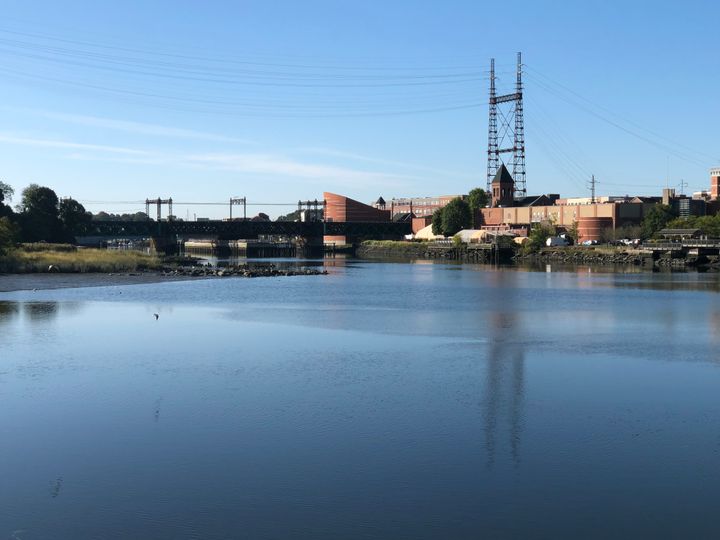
{"left": 0, "top": 0, "right": 718, "bottom": 218}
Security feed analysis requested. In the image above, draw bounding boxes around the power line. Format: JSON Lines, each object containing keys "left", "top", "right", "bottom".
{"left": 80, "top": 200, "right": 302, "bottom": 206}
{"left": 524, "top": 69, "right": 715, "bottom": 168}
{"left": 0, "top": 24, "right": 491, "bottom": 72}
{"left": 525, "top": 65, "right": 720, "bottom": 164}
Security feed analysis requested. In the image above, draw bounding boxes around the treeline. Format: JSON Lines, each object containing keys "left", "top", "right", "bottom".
{"left": 0, "top": 182, "right": 93, "bottom": 253}
{"left": 92, "top": 211, "right": 150, "bottom": 221}
{"left": 635, "top": 204, "right": 720, "bottom": 239}
{"left": 666, "top": 214, "right": 720, "bottom": 237}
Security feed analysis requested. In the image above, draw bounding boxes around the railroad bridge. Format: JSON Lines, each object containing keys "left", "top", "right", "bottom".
{"left": 74, "top": 219, "right": 411, "bottom": 254}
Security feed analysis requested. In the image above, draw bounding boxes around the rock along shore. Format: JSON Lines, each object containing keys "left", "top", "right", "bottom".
{"left": 161, "top": 262, "right": 327, "bottom": 278}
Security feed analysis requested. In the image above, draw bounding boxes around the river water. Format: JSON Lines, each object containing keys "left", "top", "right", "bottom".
{"left": 2, "top": 260, "right": 720, "bottom": 539}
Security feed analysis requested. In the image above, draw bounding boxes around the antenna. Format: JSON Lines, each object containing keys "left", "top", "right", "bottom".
{"left": 679, "top": 178, "right": 687, "bottom": 195}
{"left": 486, "top": 53, "right": 526, "bottom": 198}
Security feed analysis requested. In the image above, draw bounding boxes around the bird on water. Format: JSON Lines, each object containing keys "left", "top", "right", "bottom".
{"left": 153, "top": 313, "right": 159, "bottom": 320}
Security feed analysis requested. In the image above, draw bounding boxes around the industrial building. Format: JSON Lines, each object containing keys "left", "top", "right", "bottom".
{"left": 323, "top": 191, "right": 390, "bottom": 244}
{"left": 381, "top": 195, "right": 464, "bottom": 218}
{"left": 471, "top": 165, "right": 720, "bottom": 241}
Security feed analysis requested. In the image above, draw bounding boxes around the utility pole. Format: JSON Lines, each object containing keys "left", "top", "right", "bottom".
{"left": 679, "top": 179, "right": 687, "bottom": 196}
{"left": 487, "top": 58, "right": 498, "bottom": 193}
{"left": 486, "top": 53, "right": 526, "bottom": 198}
{"left": 588, "top": 174, "right": 597, "bottom": 204}
{"left": 512, "top": 51, "right": 526, "bottom": 198}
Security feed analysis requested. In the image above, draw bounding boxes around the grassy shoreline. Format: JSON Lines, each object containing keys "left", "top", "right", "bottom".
{"left": 0, "top": 245, "right": 162, "bottom": 273}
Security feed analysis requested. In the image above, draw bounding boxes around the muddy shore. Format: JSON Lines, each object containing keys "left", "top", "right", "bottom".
{"left": 0, "top": 264, "right": 327, "bottom": 293}
{"left": 0, "top": 272, "right": 195, "bottom": 292}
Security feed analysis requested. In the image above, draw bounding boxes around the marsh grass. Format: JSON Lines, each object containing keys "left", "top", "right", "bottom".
{"left": 0, "top": 247, "right": 161, "bottom": 273}
{"left": 19, "top": 243, "right": 77, "bottom": 252}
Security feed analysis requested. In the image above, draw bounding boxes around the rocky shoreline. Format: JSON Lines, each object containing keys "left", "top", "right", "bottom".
{"left": 357, "top": 242, "right": 720, "bottom": 271}
{"left": 513, "top": 248, "right": 652, "bottom": 267}
{"left": 356, "top": 242, "right": 502, "bottom": 263}
{"left": 514, "top": 247, "right": 720, "bottom": 270}
{"left": 161, "top": 262, "right": 327, "bottom": 278}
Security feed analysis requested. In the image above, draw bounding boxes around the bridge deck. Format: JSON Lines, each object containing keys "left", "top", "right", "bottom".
{"left": 76, "top": 219, "right": 411, "bottom": 240}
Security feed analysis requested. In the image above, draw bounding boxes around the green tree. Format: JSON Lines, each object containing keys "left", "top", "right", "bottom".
{"left": 0, "top": 216, "right": 19, "bottom": 254}
{"left": 467, "top": 188, "right": 489, "bottom": 227}
{"left": 93, "top": 211, "right": 150, "bottom": 221}
{"left": 0, "top": 181, "right": 14, "bottom": 219}
{"left": 59, "top": 198, "right": 92, "bottom": 240}
{"left": 440, "top": 198, "right": 472, "bottom": 237}
{"left": 641, "top": 204, "right": 676, "bottom": 239}
{"left": 668, "top": 214, "right": 720, "bottom": 238}
{"left": 566, "top": 221, "right": 580, "bottom": 244}
{"left": 0, "top": 181, "right": 13, "bottom": 204}
{"left": 524, "top": 221, "right": 556, "bottom": 253}
{"left": 276, "top": 209, "right": 301, "bottom": 222}
{"left": 431, "top": 208, "right": 444, "bottom": 235}
{"left": 18, "top": 184, "right": 62, "bottom": 242}
{"left": 20, "top": 184, "right": 58, "bottom": 214}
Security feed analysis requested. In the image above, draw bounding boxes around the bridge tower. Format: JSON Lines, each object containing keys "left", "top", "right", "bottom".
{"left": 487, "top": 52, "right": 526, "bottom": 199}
{"left": 229, "top": 197, "right": 246, "bottom": 220}
{"left": 145, "top": 197, "right": 173, "bottom": 221}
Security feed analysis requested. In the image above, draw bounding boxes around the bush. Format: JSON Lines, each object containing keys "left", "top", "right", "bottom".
{"left": 523, "top": 221, "right": 556, "bottom": 254}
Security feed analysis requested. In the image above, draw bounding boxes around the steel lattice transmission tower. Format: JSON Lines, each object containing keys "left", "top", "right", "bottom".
{"left": 487, "top": 52, "right": 526, "bottom": 199}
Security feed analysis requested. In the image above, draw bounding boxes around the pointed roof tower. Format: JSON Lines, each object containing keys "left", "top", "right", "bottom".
{"left": 491, "top": 164, "right": 515, "bottom": 207}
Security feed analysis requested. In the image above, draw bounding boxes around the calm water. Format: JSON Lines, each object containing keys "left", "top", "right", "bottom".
{"left": 3, "top": 260, "right": 720, "bottom": 539}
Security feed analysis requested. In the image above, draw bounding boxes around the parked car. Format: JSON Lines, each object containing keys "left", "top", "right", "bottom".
{"left": 581, "top": 239, "right": 598, "bottom": 246}
{"left": 546, "top": 236, "right": 569, "bottom": 247}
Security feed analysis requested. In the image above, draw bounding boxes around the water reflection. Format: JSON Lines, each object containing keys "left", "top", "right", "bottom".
{"left": 0, "top": 301, "right": 20, "bottom": 324}
{"left": 484, "top": 312, "right": 525, "bottom": 469}
{"left": 23, "top": 301, "right": 59, "bottom": 321}
{"left": 0, "top": 301, "right": 84, "bottom": 325}
{"left": 482, "top": 270, "right": 526, "bottom": 469}
{"left": 5, "top": 263, "right": 720, "bottom": 537}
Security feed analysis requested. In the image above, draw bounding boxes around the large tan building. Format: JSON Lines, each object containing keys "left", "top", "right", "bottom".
{"left": 480, "top": 199, "right": 654, "bottom": 230}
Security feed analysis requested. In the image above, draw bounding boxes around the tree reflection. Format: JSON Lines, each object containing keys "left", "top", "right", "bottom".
{"left": 23, "top": 302, "right": 59, "bottom": 321}
{"left": 0, "top": 301, "right": 20, "bottom": 325}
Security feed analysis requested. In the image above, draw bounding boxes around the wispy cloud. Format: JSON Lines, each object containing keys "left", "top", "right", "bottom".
{"left": 0, "top": 133, "right": 413, "bottom": 187}
{"left": 183, "top": 153, "right": 414, "bottom": 186}
{"left": 64, "top": 152, "right": 172, "bottom": 165}
{"left": 295, "top": 146, "right": 478, "bottom": 180}
{"left": 0, "top": 133, "right": 149, "bottom": 155}
{"left": 16, "top": 108, "right": 253, "bottom": 145}
{"left": 0, "top": 133, "right": 408, "bottom": 186}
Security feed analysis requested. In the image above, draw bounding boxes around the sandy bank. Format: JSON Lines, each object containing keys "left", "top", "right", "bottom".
{"left": 0, "top": 273, "right": 194, "bottom": 292}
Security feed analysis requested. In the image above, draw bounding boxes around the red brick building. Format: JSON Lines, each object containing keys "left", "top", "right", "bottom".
{"left": 711, "top": 167, "right": 720, "bottom": 199}
{"left": 323, "top": 191, "right": 391, "bottom": 244}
